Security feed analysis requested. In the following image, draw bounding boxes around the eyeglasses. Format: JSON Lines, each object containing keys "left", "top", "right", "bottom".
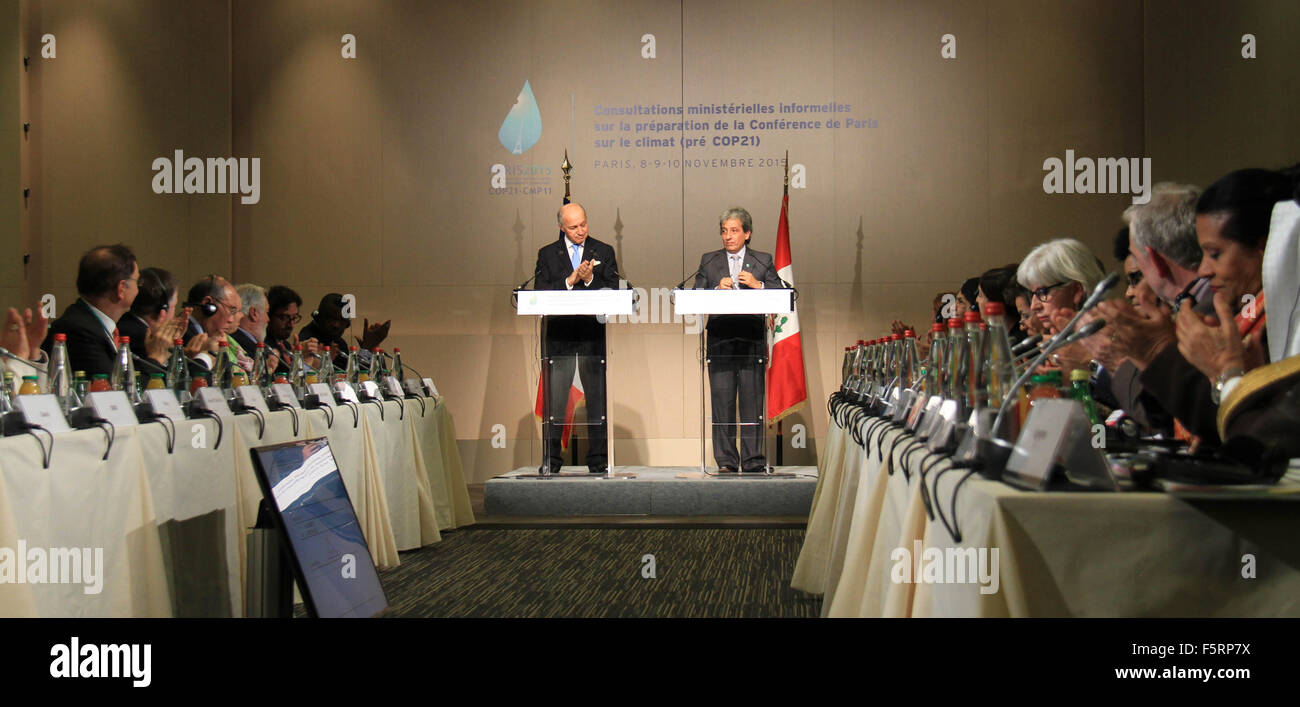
{"left": 1126, "top": 270, "right": 1144, "bottom": 287}
{"left": 212, "top": 300, "right": 241, "bottom": 316}
{"left": 1031, "top": 282, "right": 1070, "bottom": 303}
{"left": 273, "top": 312, "right": 302, "bottom": 324}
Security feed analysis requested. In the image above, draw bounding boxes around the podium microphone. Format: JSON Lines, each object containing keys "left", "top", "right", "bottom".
{"left": 0, "top": 346, "right": 47, "bottom": 373}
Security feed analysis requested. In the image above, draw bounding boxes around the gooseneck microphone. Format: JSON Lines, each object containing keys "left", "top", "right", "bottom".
{"left": 0, "top": 346, "right": 47, "bottom": 373}
{"left": 674, "top": 251, "right": 726, "bottom": 290}
{"left": 1012, "top": 334, "right": 1042, "bottom": 355}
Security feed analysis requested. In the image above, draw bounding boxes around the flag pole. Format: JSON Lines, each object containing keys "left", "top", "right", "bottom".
{"left": 776, "top": 151, "right": 789, "bottom": 467}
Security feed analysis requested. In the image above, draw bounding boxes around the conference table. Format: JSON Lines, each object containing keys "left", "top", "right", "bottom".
{"left": 793, "top": 403, "right": 1300, "bottom": 617}
{"left": 0, "top": 395, "right": 474, "bottom": 618}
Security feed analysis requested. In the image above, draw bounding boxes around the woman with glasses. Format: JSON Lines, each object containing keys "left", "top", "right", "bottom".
{"left": 1017, "top": 238, "right": 1119, "bottom": 374}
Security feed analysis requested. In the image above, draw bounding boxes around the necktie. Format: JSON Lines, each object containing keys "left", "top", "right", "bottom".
{"left": 730, "top": 255, "right": 741, "bottom": 285}
{"left": 112, "top": 327, "right": 120, "bottom": 345}
{"left": 570, "top": 243, "right": 581, "bottom": 270}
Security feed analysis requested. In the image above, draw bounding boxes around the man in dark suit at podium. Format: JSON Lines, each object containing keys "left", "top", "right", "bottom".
{"left": 694, "top": 207, "right": 782, "bottom": 473}
{"left": 534, "top": 202, "right": 620, "bottom": 474}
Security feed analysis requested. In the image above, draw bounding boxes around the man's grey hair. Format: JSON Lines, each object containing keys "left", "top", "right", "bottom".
{"left": 556, "top": 202, "right": 585, "bottom": 225}
{"left": 718, "top": 207, "right": 752, "bottom": 234}
{"left": 1123, "top": 182, "right": 1202, "bottom": 270}
{"left": 235, "top": 283, "right": 267, "bottom": 314}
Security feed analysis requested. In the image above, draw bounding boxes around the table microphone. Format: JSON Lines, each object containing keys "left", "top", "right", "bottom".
{"left": 0, "top": 346, "right": 47, "bottom": 373}
{"left": 1012, "top": 334, "right": 1042, "bottom": 355}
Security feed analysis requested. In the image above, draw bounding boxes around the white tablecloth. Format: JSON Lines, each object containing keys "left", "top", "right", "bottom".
{"left": 0, "top": 394, "right": 473, "bottom": 617}
{"left": 797, "top": 410, "right": 1300, "bottom": 617}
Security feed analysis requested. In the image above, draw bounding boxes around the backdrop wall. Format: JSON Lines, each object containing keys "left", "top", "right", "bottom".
{"left": 14, "top": 0, "right": 1300, "bottom": 482}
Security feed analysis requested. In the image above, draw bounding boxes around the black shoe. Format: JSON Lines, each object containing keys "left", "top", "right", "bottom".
{"left": 718, "top": 466, "right": 739, "bottom": 474}
{"left": 742, "top": 465, "right": 769, "bottom": 474}
{"left": 588, "top": 465, "right": 609, "bottom": 475}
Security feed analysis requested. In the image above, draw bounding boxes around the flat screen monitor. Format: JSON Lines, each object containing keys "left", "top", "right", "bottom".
{"left": 249, "top": 438, "right": 388, "bottom": 618}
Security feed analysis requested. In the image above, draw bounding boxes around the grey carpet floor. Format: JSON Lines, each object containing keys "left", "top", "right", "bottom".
{"left": 375, "top": 527, "right": 821, "bottom": 618}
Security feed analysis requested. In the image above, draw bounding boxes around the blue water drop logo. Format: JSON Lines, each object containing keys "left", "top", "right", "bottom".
{"left": 498, "top": 80, "right": 543, "bottom": 155}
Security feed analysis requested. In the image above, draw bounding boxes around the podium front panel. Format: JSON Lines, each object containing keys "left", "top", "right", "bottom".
{"left": 672, "top": 288, "right": 793, "bottom": 315}
{"left": 517, "top": 289, "right": 636, "bottom": 316}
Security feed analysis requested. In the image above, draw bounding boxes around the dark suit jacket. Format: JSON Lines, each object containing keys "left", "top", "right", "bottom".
{"left": 41, "top": 299, "right": 119, "bottom": 377}
{"left": 533, "top": 236, "right": 620, "bottom": 354}
{"left": 232, "top": 327, "right": 258, "bottom": 355}
{"left": 693, "top": 247, "right": 783, "bottom": 341}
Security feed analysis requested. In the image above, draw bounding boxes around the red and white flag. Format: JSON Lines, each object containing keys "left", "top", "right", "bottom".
{"left": 535, "top": 366, "right": 585, "bottom": 449}
{"left": 767, "top": 190, "right": 807, "bottom": 424}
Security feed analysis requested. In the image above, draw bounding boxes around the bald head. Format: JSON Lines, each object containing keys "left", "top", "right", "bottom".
{"left": 557, "top": 202, "right": 589, "bottom": 246}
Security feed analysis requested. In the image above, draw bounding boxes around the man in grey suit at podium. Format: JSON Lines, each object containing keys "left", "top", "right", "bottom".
{"left": 694, "top": 207, "right": 782, "bottom": 473}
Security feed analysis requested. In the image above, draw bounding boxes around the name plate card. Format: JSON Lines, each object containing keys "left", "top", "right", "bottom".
{"left": 271, "top": 383, "right": 301, "bottom": 409}
{"left": 144, "top": 389, "right": 186, "bottom": 425}
{"left": 86, "top": 391, "right": 138, "bottom": 430}
{"left": 195, "top": 387, "right": 233, "bottom": 418}
{"left": 15, "top": 394, "right": 70, "bottom": 433}
{"left": 234, "top": 386, "right": 270, "bottom": 413}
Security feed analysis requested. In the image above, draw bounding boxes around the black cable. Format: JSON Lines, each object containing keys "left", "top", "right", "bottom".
{"left": 87, "top": 416, "right": 115, "bottom": 461}
{"left": 933, "top": 468, "right": 978, "bottom": 544}
{"left": 363, "top": 398, "right": 384, "bottom": 422}
{"left": 917, "top": 450, "right": 948, "bottom": 520}
{"left": 874, "top": 420, "right": 896, "bottom": 461}
{"left": 408, "top": 394, "right": 426, "bottom": 417}
{"left": 194, "top": 410, "right": 224, "bottom": 450}
{"left": 897, "top": 439, "right": 926, "bottom": 479}
{"left": 235, "top": 405, "right": 267, "bottom": 439}
{"left": 143, "top": 414, "right": 176, "bottom": 453}
{"left": 338, "top": 400, "right": 359, "bottom": 428}
{"left": 21, "top": 422, "right": 52, "bottom": 469}
{"left": 392, "top": 395, "right": 404, "bottom": 420}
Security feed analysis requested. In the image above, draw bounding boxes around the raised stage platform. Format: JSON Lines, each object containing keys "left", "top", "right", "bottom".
{"left": 484, "top": 466, "right": 818, "bottom": 517}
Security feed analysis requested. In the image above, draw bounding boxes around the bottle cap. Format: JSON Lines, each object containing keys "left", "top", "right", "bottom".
{"left": 174, "top": 339, "right": 184, "bottom": 346}
{"left": 947, "top": 318, "right": 963, "bottom": 330}
{"left": 218, "top": 340, "right": 227, "bottom": 348}
{"left": 890, "top": 333, "right": 902, "bottom": 341}
{"left": 294, "top": 344, "right": 303, "bottom": 351}
{"left": 22, "top": 375, "right": 38, "bottom": 381}
{"left": 394, "top": 347, "right": 401, "bottom": 353}
{"left": 964, "top": 310, "right": 981, "bottom": 323}
{"left": 150, "top": 372, "right": 164, "bottom": 379}
{"left": 74, "top": 371, "right": 85, "bottom": 377}
{"left": 903, "top": 330, "right": 916, "bottom": 338}
{"left": 54, "top": 333, "right": 66, "bottom": 342}
{"left": 1070, "top": 369, "right": 1090, "bottom": 382}
{"left": 351, "top": 346, "right": 359, "bottom": 352}
{"left": 1030, "top": 371, "right": 1063, "bottom": 384}
{"left": 93, "top": 373, "right": 108, "bottom": 380}
{"left": 983, "top": 301, "right": 1005, "bottom": 316}
{"left": 930, "top": 322, "right": 945, "bottom": 332}
{"left": 979, "top": 322, "right": 987, "bottom": 331}
{"left": 256, "top": 342, "right": 266, "bottom": 348}
{"left": 119, "top": 335, "right": 130, "bottom": 343}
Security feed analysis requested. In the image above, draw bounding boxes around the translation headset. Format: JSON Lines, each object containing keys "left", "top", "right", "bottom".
{"left": 187, "top": 274, "right": 221, "bottom": 317}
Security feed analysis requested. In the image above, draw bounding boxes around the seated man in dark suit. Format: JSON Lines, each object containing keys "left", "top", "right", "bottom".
{"left": 534, "top": 201, "right": 619, "bottom": 474}
{"left": 694, "top": 207, "right": 782, "bottom": 473}
{"left": 117, "top": 267, "right": 182, "bottom": 374}
{"left": 231, "top": 283, "right": 268, "bottom": 354}
{"left": 182, "top": 275, "right": 244, "bottom": 375}
{"left": 264, "top": 285, "right": 303, "bottom": 373}
{"left": 41, "top": 244, "right": 139, "bottom": 377}
{"left": 299, "top": 293, "right": 390, "bottom": 374}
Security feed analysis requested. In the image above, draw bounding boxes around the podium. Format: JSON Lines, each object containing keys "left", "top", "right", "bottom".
{"left": 515, "top": 289, "right": 636, "bottom": 478}
{"left": 673, "top": 289, "right": 794, "bottom": 473}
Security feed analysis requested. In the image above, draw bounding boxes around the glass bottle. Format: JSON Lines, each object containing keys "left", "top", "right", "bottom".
{"left": 345, "top": 345, "right": 360, "bottom": 385}
{"left": 901, "top": 330, "right": 922, "bottom": 389}
{"left": 289, "top": 344, "right": 306, "bottom": 392}
{"left": 73, "top": 371, "right": 89, "bottom": 404}
{"left": 392, "top": 347, "right": 404, "bottom": 381}
{"left": 926, "top": 322, "right": 946, "bottom": 398}
{"left": 318, "top": 345, "right": 333, "bottom": 383}
{"left": 110, "top": 335, "right": 140, "bottom": 402}
{"left": 1070, "top": 369, "right": 1103, "bottom": 426}
{"left": 90, "top": 373, "right": 112, "bottom": 392}
{"left": 50, "top": 333, "right": 74, "bottom": 412}
{"left": 251, "top": 342, "right": 268, "bottom": 389}
{"left": 944, "top": 318, "right": 966, "bottom": 403}
{"left": 964, "top": 310, "right": 984, "bottom": 410}
{"left": 18, "top": 375, "right": 40, "bottom": 395}
{"left": 146, "top": 373, "right": 166, "bottom": 390}
{"left": 167, "top": 339, "right": 189, "bottom": 394}
{"left": 212, "top": 339, "right": 230, "bottom": 389}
